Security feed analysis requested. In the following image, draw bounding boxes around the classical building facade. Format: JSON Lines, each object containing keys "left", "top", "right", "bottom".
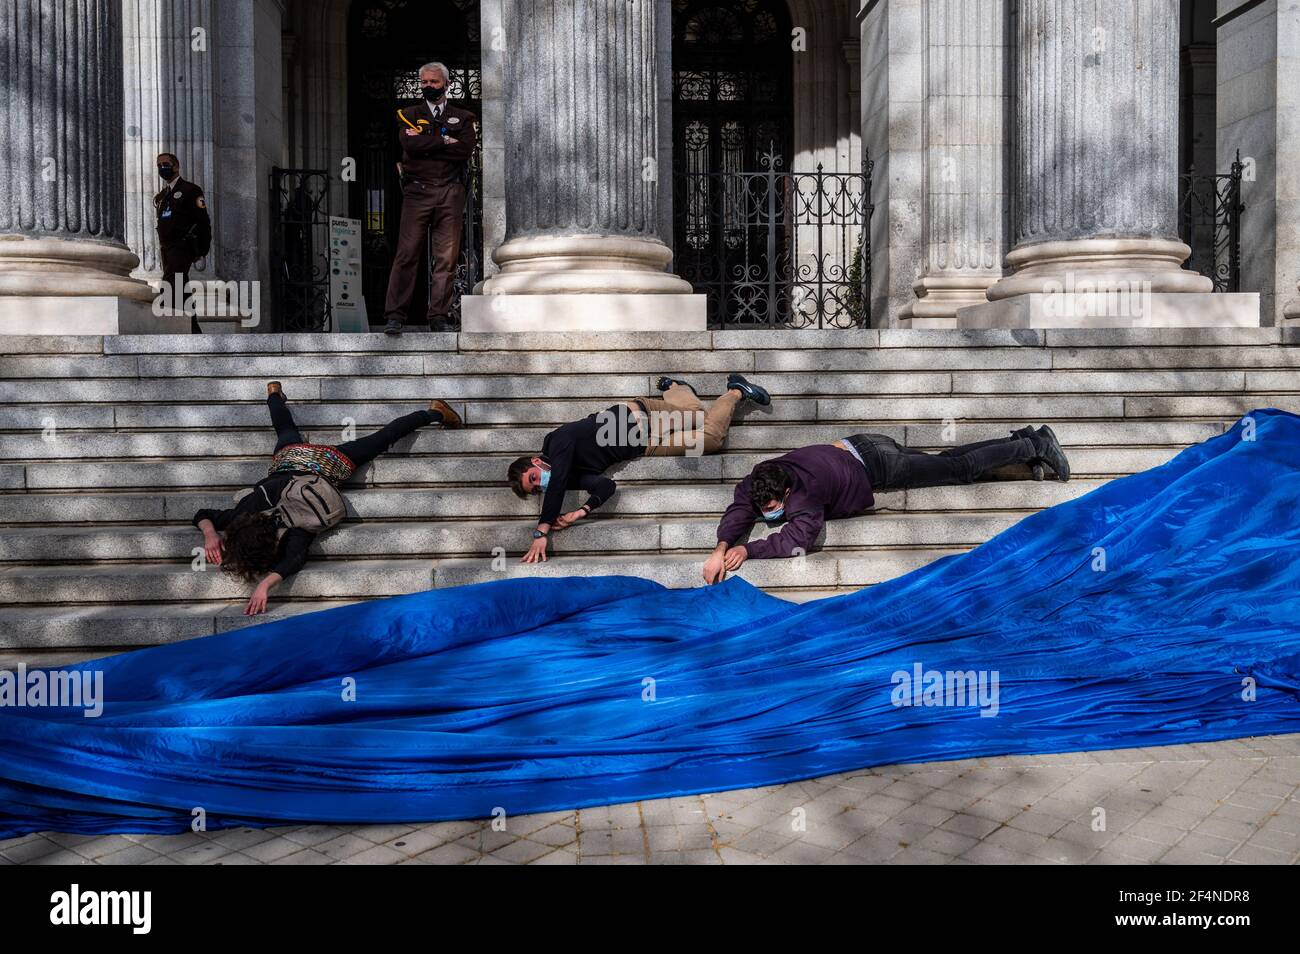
{"left": 1, "top": 0, "right": 1297, "bottom": 332}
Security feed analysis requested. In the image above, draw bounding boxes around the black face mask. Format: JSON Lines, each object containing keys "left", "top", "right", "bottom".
{"left": 422, "top": 85, "right": 446, "bottom": 102}
{"left": 158, "top": 165, "right": 175, "bottom": 179}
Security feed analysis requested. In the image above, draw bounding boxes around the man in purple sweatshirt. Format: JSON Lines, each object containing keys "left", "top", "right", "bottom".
{"left": 703, "top": 425, "right": 1069, "bottom": 583}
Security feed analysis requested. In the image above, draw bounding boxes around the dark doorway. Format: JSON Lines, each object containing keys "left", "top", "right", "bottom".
{"left": 671, "top": 0, "right": 793, "bottom": 176}
{"left": 670, "top": 0, "right": 796, "bottom": 326}
{"left": 346, "top": 0, "right": 482, "bottom": 327}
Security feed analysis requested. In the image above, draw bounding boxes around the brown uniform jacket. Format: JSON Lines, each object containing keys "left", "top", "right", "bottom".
{"left": 396, "top": 101, "right": 477, "bottom": 184}
{"left": 154, "top": 177, "right": 212, "bottom": 256}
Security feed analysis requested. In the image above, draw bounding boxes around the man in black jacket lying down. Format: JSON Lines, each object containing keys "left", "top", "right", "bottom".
{"left": 507, "top": 374, "right": 772, "bottom": 563}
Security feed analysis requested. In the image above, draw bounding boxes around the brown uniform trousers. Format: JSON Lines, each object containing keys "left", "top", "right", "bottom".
{"left": 384, "top": 179, "right": 466, "bottom": 325}
{"left": 633, "top": 384, "right": 743, "bottom": 457}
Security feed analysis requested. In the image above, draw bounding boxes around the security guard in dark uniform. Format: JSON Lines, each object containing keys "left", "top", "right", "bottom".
{"left": 154, "top": 153, "right": 212, "bottom": 334}
{"left": 383, "top": 63, "right": 478, "bottom": 335}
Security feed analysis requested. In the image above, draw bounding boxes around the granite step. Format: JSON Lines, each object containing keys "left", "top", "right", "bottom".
{"left": 3, "top": 395, "right": 1289, "bottom": 433}
{"left": 0, "top": 419, "right": 1226, "bottom": 460}
{"left": 0, "top": 368, "right": 1281, "bottom": 405}
{"left": 0, "top": 559, "right": 434, "bottom": 607}
{"left": 1, "top": 479, "right": 1109, "bottom": 524}
{"left": 7, "top": 343, "right": 1300, "bottom": 378}
{"left": 0, "top": 512, "right": 1027, "bottom": 563}
{"left": 0, "top": 547, "right": 962, "bottom": 608}
{"left": 0, "top": 326, "right": 1291, "bottom": 357}
{"left": 0, "top": 444, "right": 1176, "bottom": 491}
{"left": 10, "top": 395, "right": 1283, "bottom": 431}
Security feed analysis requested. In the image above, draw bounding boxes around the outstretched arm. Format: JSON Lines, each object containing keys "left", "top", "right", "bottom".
{"left": 742, "top": 511, "right": 825, "bottom": 560}
{"left": 705, "top": 478, "right": 758, "bottom": 583}
{"left": 196, "top": 517, "right": 224, "bottom": 566}
{"left": 555, "top": 473, "right": 616, "bottom": 529}
{"left": 245, "top": 572, "right": 284, "bottom": 616}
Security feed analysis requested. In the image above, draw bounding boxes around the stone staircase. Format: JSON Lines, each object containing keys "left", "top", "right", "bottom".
{"left": 2, "top": 326, "right": 1296, "bottom": 657}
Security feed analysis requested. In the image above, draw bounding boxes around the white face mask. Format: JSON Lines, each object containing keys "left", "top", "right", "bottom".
{"left": 762, "top": 506, "right": 785, "bottom": 522}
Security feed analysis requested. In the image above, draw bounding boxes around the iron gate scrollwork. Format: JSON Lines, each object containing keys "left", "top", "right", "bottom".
{"left": 672, "top": 148, "right": 874, "bottom": 328}
{"left": 269, "top": 168, "right": 332, "bottom": 332}
{"left": 1179, "top": 151, "right": 1244, "bottom": 294}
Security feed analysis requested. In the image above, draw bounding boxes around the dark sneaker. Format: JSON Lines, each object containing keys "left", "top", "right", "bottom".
{"left": 726, "top": 373, "right": 771, "bottom": 407}
{"left": 428, "top": 399, "right": 462, "bottom": 429}
{"left": 1032, "top": 425, "right": 1071, "bottom": 482}
{"left": 1010, "top": 425, "right": 1045, "bottom": 481}
{"left": 656, "top": 376, "right": 699, "bottom": 398}
{"left": 383, "top": 318, "right": 404, "bottom": 336}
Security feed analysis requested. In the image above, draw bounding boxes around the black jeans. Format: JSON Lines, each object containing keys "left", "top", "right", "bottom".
{"left": 268, "top": 394, "right": 441, "bottom": 468}
{"left": 846, "top": 432, "right": 1036, "bottom": 491}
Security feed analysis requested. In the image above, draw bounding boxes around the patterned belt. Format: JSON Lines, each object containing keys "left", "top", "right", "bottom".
{"left": 268, "top": 443, "right": 356, "bottom": 483}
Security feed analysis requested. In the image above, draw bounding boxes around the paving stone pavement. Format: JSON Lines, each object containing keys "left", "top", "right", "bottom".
{"left": 3, "top": 733, "right": 1298, "bottom": 865}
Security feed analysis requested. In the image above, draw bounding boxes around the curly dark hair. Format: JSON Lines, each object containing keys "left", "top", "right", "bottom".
{"left": 220, "top": 512, "right": 281, "bottom": 582}
{"left": 507, "top": 455, "right": 537, "bottom": 499}
{"left": 748, "top": 461, "right": 792, "bottom": 512}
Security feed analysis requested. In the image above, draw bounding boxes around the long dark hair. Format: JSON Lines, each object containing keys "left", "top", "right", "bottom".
{"left": 221, "top": 512, "right": 281, "bottom": 582}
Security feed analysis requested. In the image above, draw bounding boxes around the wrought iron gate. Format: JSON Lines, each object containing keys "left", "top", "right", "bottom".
{"left": 1179, "top": 151, "right": 1244, "bottom": 293}
{"left": 672, "top": 150, "right": 874, "bottom": 328}
{"left": 269, "top": 168, "right": 331, "bottom": 332}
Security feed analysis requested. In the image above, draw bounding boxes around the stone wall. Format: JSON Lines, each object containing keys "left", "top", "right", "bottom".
{"left": 1216, "top": 0, "right": 1300, "bottom": 324}
{"left": 860, "top": 0, "right": 925, "bottom": 326}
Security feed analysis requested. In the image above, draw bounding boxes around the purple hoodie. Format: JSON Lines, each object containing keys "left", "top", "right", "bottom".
{"left": 716, "top": 444, "right": 876, "bottom": 559}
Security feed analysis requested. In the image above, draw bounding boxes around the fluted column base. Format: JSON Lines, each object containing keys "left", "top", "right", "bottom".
{"left": 986, "top": 238, "right": 1213, "bottom": 300}
{"left": 900, "top": 275, "right": 1001, "bottom": 326}
{"left": 481, "top": 234, "right": 693, "bottom": 296}
{"left": 1283, "top": 281, "right": 1300, "bottom": 323}
{"left": 0, "top": 235, "right": 155, "bottom": 301}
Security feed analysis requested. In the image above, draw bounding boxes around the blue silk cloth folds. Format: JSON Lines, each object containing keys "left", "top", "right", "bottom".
{"left": 2, "top": 409, "right": 1299, "bottom": 838}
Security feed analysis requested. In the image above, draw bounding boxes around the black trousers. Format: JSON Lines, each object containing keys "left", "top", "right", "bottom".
{"left": 160, "top": 244, "right": 202, "bottom": 335}
{"left": 268, "top": 393, "right": 441, "bottom": 468}
{"left": 847, "top": 432, "right": 1036, "bottom": 491}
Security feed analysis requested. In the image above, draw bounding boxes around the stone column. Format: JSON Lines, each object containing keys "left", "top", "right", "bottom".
{"left": 122, "top": 0, "right": 217, "bottom": 284}
{"left": 0, "top": 0, "right": 162, "bottom": 333}
{"left": 998, "top": 0, "right": 1203, "bottom": 296}
{"left": 958, "top": 0, "right": 1260, "bottom": 328}
{"left": 464, "top": 0, "right": 702, "bottom": 331}
{"left": 901, "top": 0, "right": 1009, "bottom": 325}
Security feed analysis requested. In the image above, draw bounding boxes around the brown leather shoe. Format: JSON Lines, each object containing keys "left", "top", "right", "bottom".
{"left": 267, "top": 381, "right": 284, "bottom": 399}
{"left": 429, "top": 399, "right": 462, "bottom": 428}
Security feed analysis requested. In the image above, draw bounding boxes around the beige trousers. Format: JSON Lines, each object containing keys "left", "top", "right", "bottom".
{"left": 631, "top": 384, "right": 741, "bottom": 457}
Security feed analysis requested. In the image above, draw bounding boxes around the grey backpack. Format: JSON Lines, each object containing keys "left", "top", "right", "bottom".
{"left": 250, "top": 474, "right": 347, "bottom": 534}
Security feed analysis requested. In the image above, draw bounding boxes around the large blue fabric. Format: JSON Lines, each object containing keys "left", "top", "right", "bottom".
{"left": 2, "top": 409, "right": 1299, "bottom": 838}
